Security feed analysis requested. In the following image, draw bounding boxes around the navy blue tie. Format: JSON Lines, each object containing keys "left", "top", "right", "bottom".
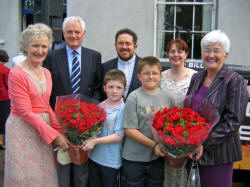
{"left": 71, "top": 51, "right": 81, "bottom": 93}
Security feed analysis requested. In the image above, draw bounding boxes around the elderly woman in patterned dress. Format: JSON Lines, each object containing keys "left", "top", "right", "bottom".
{"left": 4, "top": 23, "right": 69, "bottom": 186}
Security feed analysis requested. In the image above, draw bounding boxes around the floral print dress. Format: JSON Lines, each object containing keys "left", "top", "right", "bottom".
{"left": 159, "top": 68, "right": 196, "bottom": 187}
{"left": 4, "top": 67, "right": 59, "bottom": 187}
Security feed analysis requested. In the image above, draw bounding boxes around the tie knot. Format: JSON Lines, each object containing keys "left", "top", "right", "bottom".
{"left": 73, "top": 51, "right": 78, "bottom": 57}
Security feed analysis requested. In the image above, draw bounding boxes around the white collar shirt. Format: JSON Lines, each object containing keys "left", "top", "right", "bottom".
{"left": 117, "top": 55, "right": 136, "bottom": 97}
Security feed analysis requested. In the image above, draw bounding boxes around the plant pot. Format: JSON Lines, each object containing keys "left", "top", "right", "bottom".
{"left": 68, "top": 144, "right": 88, "bottom": 165}
{"left": 164, "top": 153, "right": 187, "bottom": 168}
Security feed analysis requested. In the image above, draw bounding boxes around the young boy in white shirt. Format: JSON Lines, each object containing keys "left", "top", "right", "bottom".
{"left": 81, "top": 69, "right": 126, "bottom": 187}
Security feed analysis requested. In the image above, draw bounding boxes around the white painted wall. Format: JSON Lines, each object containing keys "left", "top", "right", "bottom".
{"left": 67, "top": 0, "right": 155, "bottom": 62}
{"left": 1, "top": 0, "right": 250, "bottom": 67}
{"left": 0, "top": 0, "right": 22, "bottom": 68}
{"left": 68, "top": 0, "right": 250, "bottom": 66}
{"left": 218, "top": 0, "right": 250, "bottom": 66}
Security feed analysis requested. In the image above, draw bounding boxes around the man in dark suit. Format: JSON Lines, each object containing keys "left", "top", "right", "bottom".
{"left": 43, "top": 16, "right": 102, "bottom": 187}
{"left": 102, "top": 28, "right": 141, "bottom": 100}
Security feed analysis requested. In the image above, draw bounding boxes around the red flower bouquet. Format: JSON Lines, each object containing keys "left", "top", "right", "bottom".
{"left": 55, "top": 94, "right": 106, "bottom": 164}
{"left": 55, "top": 94, "right": 106, "bottom": 145}
{"left": 152, "top": 107, "right": 210, "bottom": 159}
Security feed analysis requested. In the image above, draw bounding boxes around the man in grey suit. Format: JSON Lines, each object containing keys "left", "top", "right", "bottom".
{"left": 43, "top": 16, "right": 102, "bottom": 187}
{"left": 101, "top": 28, "right": 141, "bottom": 100}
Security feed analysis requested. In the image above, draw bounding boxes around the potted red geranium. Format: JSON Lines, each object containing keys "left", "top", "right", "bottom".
{"left": 152, "top": 107, "right": 210, "bottom": 168}
{"left": 55, "top": 94, "right": 106, "bottom": 164}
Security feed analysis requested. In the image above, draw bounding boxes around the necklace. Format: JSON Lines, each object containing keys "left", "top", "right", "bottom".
{"left": 32, "top": 68, "right": 42, "bottom": 76}
{"left": 25, "top": 64, "right": 42, "bottom": 76}
{"left": 22, "top": 60, "right": 43, "bottom": 77}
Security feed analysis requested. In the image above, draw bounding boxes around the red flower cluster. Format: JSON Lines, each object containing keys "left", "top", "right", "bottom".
{"left": 55, "top": 98, "right": 106, "bottom": 145}
{"left": 152, "top": 107, "right": 210, "bottom": 157}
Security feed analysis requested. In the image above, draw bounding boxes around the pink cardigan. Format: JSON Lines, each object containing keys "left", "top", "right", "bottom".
{"left": 8, "top": 66, "right": 62, "bottom": 144}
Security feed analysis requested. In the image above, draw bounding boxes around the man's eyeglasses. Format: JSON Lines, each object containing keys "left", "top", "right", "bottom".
{"left": 116, "top": 42, "right": 134, "bottom": 47}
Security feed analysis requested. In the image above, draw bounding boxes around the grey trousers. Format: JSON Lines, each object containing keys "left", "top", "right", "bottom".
{"left": 57, "top": 161, "right": 88, "bottom": 187}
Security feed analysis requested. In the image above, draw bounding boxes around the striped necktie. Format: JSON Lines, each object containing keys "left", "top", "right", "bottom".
{"left": 71, "top": 51, "right": 81, "bottom": 93}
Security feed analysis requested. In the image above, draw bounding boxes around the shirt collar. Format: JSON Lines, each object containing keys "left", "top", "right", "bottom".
{"left": 66, "top": 45, "right": 81, "bottom": 56}
{"left": 118, "top": 54, "right": 136, "bottom": 65}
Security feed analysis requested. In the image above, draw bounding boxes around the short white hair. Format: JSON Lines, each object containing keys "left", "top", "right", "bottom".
{"left": 62, "top": 16, "right": 86, "bottom": 31}
{"left": 201, "top": 30, "right": 230, "bottom": 53}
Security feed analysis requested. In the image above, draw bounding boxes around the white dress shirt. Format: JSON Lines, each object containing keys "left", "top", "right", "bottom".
{"left": 117, "top": 55, "right": 136, "bottom": 97}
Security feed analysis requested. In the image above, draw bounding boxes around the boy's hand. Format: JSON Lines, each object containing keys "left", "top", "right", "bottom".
{"left": 81, "top": 139, "right": 96, "bottom": 151}
{"left": 154, "top": 143, "right": 166, "bottom": 157}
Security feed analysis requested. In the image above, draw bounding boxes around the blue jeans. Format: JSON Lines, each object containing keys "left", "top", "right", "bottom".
{"left": 121, "top": 158, "right": 164, "bottom": 187}
{"left": 88, "top": 159, "right": 120, "bottom": 187}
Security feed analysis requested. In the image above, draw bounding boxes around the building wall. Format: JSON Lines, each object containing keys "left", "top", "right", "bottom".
{"left": 0, "top": 0, "right": 22, "bottom": 68}
{"left": 68, "top": 0, "right": 250, "bottom": 66}
{"left": 67, "top": 0, "right": 155, "bottom": 62}
{"left": 218, "top": 0, "right": 250, "bottom": 66}
{"left": 0, "top": 0, "right": 249, "bottom": 67}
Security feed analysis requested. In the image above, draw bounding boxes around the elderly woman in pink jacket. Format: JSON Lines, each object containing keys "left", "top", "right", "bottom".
{"left": 4, "top": 23, "right": 69, "bottom": 187}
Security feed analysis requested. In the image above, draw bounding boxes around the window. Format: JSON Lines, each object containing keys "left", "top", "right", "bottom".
{"left": 22, "top": 0, "right": 67, "bottom": 30}
{"left": 154, "top": 0, "right": 217, "bottom": 62}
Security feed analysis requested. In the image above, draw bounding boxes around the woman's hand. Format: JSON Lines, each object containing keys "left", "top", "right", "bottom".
{"left": 81, "top": 139, "right": 96, "bottom": 152}
{"left": 188, "top": 145, "right": 204, "bottom": 160}
{"left": 55, "top": 133, "right": 69, "bottom": 150}
{"left": 154, "top": 143, "right": 166, "bottom": 157}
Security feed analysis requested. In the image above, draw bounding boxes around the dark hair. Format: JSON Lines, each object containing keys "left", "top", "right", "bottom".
{"left": 138, "top": 56, "right": 162, "bottom": 73}
{"left": 115, "top": 28, "right": 138, "bottom": 44}
{"left": 0, "top": 50, "right": 9, "bottom": 63}
{"left": 104, "top": 69, "right": 127, "bottom": 87}
{"left": 167, "top": 38, "right": 189, "bottom": 55}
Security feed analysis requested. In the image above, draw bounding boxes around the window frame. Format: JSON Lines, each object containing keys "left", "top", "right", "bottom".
{"left": 153, "top": 0, "right": 217, "bottom": 64}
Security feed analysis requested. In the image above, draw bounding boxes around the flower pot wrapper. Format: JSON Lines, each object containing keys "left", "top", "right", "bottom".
{"left": 68, "top": 144, "right": 88, "bottom": 165}
{"left": 151, "top": 106, "right": 211, "bottom": 158}
{"left": 55, "top": 94, "right": 106, "bottom": 164}
{"left": 164, "top": 152, "right": 187, "bottom": 168}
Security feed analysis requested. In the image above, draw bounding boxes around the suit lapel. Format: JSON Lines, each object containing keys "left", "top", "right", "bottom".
{"left": 189, "top": 70, "right": 206, "bottom": 96}
{"left": 202, "top": 66, "right": 226, "bottom": 101}
{"left": 113, "top": 58, "right": 118, "bottom": 69}
{"left": 189, "top": 66, "right": 227, "bottom": 109}
{"left": 57, "top": 48, "right": 72, "bottom": 93}
{"left": 79, "top": 47, "right": 92, "bottom": 93}
{"left": 128, "top": 55, "right": 140, "bottom": 94}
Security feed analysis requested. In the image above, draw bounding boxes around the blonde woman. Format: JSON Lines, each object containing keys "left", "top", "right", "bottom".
{"left": 4, "top": 23, "right": 69, "bottom": 186}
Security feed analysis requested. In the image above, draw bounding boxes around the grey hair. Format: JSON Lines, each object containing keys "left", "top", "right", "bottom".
{"left": 20, "top": 23, "right": 53, "bottom": 55}
{"left": 201, "top": 30, "right": 230, "bottom": 53}
{"left": 62, "top": 16, "right": 86, "bottom": 32}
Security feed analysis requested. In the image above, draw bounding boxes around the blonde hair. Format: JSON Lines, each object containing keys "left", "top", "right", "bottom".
{"left": 20, "top": 23, "right": 53, "bottom": 55}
